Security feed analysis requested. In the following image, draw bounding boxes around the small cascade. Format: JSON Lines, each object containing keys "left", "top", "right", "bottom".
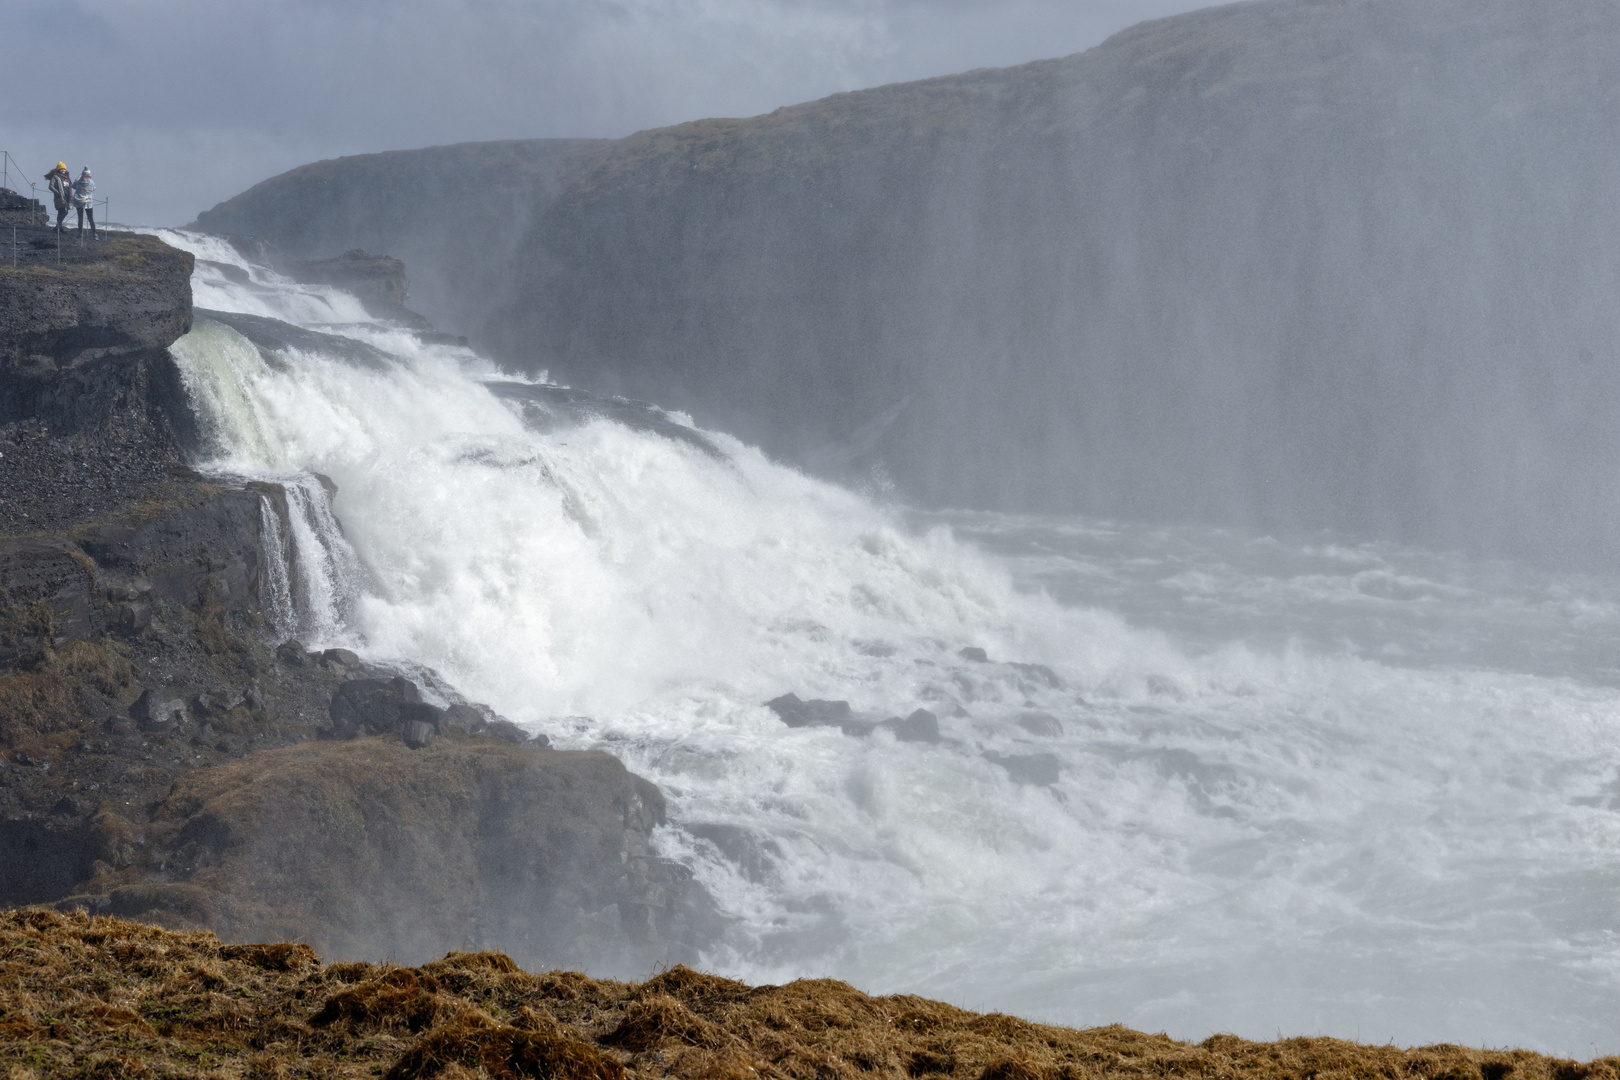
{"left": 257, "top": 493, "right": 295, "bottom": 638}
{"left": 280, "top": 475, "right": 365, "bottom": 646}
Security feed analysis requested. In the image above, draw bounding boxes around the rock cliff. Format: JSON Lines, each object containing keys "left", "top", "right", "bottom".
{"left": 0, "top": 228, "right": 715, "bottom": 974}
{"left": 191, "top": 0, "right": 1620, "bottom": 568}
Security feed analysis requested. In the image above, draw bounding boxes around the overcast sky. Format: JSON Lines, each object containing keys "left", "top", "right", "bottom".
{"left": 2, "top": 0, "right": 1211, "bottom": 226}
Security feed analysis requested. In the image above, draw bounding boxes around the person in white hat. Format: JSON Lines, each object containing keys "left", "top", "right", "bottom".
{"left": 72, "top": 167, "right": 97, "bottom": 239}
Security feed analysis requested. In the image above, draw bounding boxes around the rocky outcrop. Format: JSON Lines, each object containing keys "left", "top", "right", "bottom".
{"left": 0, "top": 228, "right": 192, "bottom": 376}
{"left": 103, "top": 738, "right": 713, "bottom": 972}
{"left": 191, "top": 0, "right": 1620, "bottom": 568}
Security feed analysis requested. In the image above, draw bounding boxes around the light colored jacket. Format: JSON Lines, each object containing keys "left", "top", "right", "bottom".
{"left": 72, "top": 176, "right": 94, "bottom": 207}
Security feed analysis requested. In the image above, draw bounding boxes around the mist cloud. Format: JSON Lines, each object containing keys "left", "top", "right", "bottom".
{"left": 2, "top": 0, "right": 1202, "bottom": 224}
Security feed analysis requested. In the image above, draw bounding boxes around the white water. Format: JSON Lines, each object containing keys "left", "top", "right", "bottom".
{"left": 156, "top": 229, "right": 1620, "bottom": 1056}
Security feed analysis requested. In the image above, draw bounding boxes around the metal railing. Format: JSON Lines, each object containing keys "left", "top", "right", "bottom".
{"left": 2, "top": 148, "right": 116, "bottom": 231}
{"left": 2, "top": 149, "right": 125, "bottom": 269}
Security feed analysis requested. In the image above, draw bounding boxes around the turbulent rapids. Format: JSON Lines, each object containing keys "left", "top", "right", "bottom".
{"left": 153, "top": 229, "right": 1620, "bottom": 1057}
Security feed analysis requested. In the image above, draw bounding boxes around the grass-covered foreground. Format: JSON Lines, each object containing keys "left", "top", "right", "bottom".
{"left": 0, "top": 909, "right": 1613, "bottom": 1080}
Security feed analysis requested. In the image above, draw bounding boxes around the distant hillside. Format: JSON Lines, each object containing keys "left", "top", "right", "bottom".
{"left": 195, "top": 0, "right": 1620, "bottom": 567}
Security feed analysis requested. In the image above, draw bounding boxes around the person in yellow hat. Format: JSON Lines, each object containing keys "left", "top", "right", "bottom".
{"left": 44, "top": 163, "right": 70, "bottom": 230}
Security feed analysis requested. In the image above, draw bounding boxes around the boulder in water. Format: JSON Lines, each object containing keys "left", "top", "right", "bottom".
{"left": 984, "top": 750, "right": 1061, "bottom": 786}
{"left": 1016, "top": 712, "right": 1063, "bottom": 738}
{"left": 765, "top": 693, "right": 873, "bottom": 736}
{"left": 1009, "top": 662, "right": 1064, "bottom": 690}
{"left": 320, "top": 647, "right": 362, "bottom": 671}
{"left": 327, "top": 676, "right": 421, "bottom": 738}
{"left": 879, "top": 708, "right": 941, "bottom": 743}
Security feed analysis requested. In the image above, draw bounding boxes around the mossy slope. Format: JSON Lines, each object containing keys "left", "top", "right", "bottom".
{"left": 1, "top": 909, "right": 1613, "bottom": 1080}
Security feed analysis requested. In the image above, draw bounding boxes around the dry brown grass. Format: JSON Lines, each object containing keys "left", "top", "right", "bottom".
{"left": 0, "top": 638, "right": 135, "bottom": 745}
{"left": 0, "top": 909, "right": 1613, "bottom": 1080}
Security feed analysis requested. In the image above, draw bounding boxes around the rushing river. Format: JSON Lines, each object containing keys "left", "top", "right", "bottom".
{"left": 154, "top": 228, "right": 1620, "bottom": 1056}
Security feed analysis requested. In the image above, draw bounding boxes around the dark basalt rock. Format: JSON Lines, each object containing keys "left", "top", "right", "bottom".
{"left": 983, "top": 750, "right": 1061, "bottom": 787}
{"left": 1015, "top": 712, "right": 1063, "bottom": 738}
{"left": 132, "top": 689, "right": 187, "bottom": 732}
{"left": 770, "top": 695, "right": 949, "bottom": 741}
{"left": 766, "top": 693, "right": 854, "bottom": 730}
{"left": 879, "top": 708, "right": 941, "bottom": 744}
{"left": 484, "top": 717, "right": 534, "bottom": 744}
{"left": 401, "top": 719, "right": 436, "bottom": 749}
{"left": 327, "top": 676, "right": 423, "bottom": 739}
{"left": 290, "top": 249, "right": 432, "bottom": 329}
{"left": 118, "top": 738, "right": 715, "bottom": 972}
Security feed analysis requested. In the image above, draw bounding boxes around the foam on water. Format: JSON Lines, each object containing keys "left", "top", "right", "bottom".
{"left": 153, "top": 228, "right": 1620, "bottom": 1056}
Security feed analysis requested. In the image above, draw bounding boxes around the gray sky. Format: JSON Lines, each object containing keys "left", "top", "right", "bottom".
{"left": 1, "top": 0, "right": 1210, "bottom": 226}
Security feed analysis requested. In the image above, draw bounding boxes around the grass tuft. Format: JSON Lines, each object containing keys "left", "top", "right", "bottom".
{"left": 0, "top": 911, "right": 1614, "bottom": 1080}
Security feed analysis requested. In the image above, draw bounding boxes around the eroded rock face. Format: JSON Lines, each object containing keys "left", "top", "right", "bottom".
{"left": 130, "top": 738, "right": 712, "bottom": 974}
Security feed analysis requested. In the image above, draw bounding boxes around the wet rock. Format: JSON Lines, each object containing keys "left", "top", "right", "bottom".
{"left": 328, "top": 676, "right": 422, "bottom": 738}
{"left": 1009, "top": 662, "right": 1064, "bottom": 690}
{"left": 879, "top": 708, "right": 941, "bottom": 743}
{"left": 484, "top": 717, "right": 532, "bottom": 744}
{"left": 959, "top": 647, "right": 990, "bottom": 663}
{"left": 276, "top": 639, "right": 312, "bottom": 666}
{"left": 141, "top": 738, "right": 716, "bottom": 971}
{"left": 1015, "top": 712, "right": 1064, "bottom": 738}
{"left": 402, "top": 720, "right": 436, "bottom": 749}
{"left": 200, "top": 259, "right": 250, "bottom": 285}
{"left": 765, "top": 693, "right": 873, "bottom": 735}
{"left": 132, "top": 689, "right": 187, "bottom": 732}
{"left": 687, "top": 822, "right": 782, "bottom": 883}
{"left": 117, "top": 599, "right": 153, "bottom": 634}
{"left": 983, "top": 750, "right": 1061, "bottom": 786}
{"left": 321, "top": 647, "right": 361, "bottom": 671}
{"left": 49, "top": 795, "right": 81, "bottom": 816}
{"left": 400, "top": 701, "right": 447, "bottom": 731}
{"left": 441, "top": 703, "right": 487, "bottom": 736}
